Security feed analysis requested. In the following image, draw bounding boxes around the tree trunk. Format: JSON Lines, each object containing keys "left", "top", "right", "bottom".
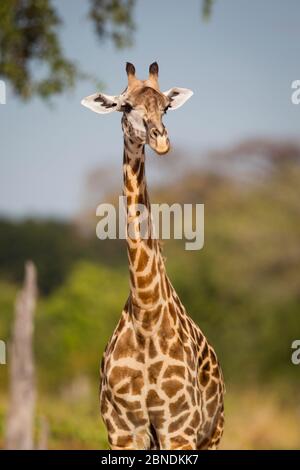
{"left": 5, "top": 261, "right": 37, "bottom": 450}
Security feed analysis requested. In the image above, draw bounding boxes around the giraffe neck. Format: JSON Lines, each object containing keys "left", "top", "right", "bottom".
{"left": 123, "top": 136, "right": 167, "bottom": 311}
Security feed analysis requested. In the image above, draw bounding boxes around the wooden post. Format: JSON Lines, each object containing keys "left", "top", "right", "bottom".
{"left": 5, "top": 261, "right": 37, "bottom": 450}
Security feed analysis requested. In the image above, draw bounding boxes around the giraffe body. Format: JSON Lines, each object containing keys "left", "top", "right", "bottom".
{"left": 82, "top": 63, "right": 225, "bottom": 450}
{"left": 101, "top": 294, "right": 224, "bottom": 450}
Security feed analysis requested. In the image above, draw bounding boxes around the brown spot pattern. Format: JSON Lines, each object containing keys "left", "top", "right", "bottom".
{"left": 162, "top": 380, "right": 183, "bottom": 398}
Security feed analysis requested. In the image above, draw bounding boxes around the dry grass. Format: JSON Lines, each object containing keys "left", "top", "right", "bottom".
{"left": 221, "top": 387, "right": 300, "bottom": 449}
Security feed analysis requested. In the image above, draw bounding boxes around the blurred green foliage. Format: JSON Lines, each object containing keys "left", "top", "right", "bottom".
{"left": 0, "top": 0, "right": 135, "bottom": 99}
{"left": 0, "top": 219, "right": 125, "bottom": 294}
{"left": 36, "top": 261, "right": 128, "bottom": 389}
{"left": 202, "top": 0, "right": 215, "bottom": 19}
{"left": 163, "top": 164, "right": 300, "bottom": 386}
{"left": 0, "top": 0, "right": 76, "bottom": 99}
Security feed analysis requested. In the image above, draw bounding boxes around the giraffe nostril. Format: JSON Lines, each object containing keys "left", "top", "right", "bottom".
{"left": 150, "top": 128, "right": 160, "bottom": 139}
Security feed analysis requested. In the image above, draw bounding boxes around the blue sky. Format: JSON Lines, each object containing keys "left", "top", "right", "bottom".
{"left": 0, "top": 0, "right": 299, "bottom": 217}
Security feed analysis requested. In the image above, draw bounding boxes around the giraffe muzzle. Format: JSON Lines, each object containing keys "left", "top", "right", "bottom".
{"left": 149, "top": 128, "right": 170, "bottom": 155}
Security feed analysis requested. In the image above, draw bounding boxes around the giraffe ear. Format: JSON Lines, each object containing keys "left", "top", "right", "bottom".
{"left": 163, "top": 87, "right": 193, "bottom": 110}
{"left": 81, "top": 92, "right": 120, "bottom": 114}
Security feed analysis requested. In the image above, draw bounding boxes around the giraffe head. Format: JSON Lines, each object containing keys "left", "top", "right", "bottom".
{"left": 81, "top": 62, "right": 193, "bottom": 155}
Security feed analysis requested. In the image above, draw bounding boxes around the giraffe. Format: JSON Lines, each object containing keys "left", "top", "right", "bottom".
{"left": 81, "top": 62, "right": 225, "bottom": 450}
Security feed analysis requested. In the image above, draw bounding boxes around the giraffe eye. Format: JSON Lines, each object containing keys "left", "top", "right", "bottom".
{"left": 163, "top": 106, "right": 169, "bottom": 114}
{"left": 122, "top": 103, "right": 133, "bottom": 113}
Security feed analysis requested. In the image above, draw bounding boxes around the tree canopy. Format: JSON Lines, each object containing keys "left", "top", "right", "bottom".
{"left": 0, "top": 0, "right": 135, "bottom": 99}
{"left": 0, "top": 0, "right": 214, "bottom": 100}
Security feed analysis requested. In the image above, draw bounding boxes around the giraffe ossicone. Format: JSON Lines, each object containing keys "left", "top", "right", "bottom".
{"left": 81, "top": 62, "right": 225, "bottom": 450}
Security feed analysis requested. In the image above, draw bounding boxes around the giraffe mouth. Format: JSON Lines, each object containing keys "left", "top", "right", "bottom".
{"left": 149, "top": 136, "right": 170, "bottom": 155}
